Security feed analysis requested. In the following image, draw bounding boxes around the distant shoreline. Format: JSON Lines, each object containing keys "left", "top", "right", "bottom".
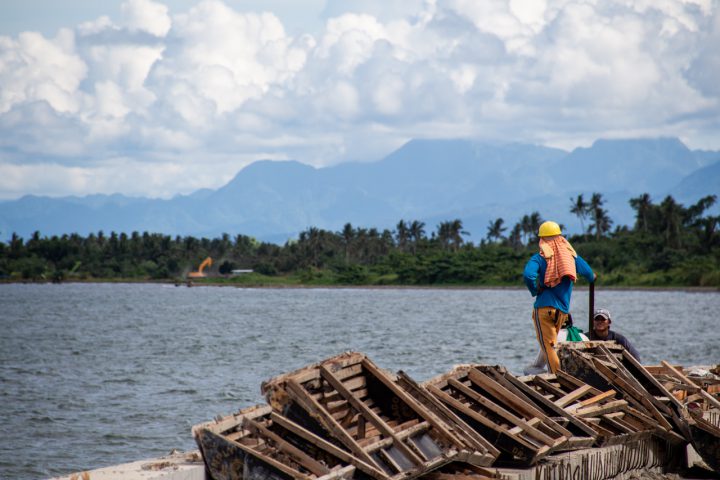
{"left": 2, "top": 278, "right": 719, "bottom": 293}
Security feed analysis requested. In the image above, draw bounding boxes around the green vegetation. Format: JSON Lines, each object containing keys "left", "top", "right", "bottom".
{"left": 1, "top": 193, "right": 718, "bottom": 287}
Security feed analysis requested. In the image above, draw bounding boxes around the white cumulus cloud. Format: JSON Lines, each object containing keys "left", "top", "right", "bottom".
{"left": 0, "top": 0, "right": 718, "bottom": 199}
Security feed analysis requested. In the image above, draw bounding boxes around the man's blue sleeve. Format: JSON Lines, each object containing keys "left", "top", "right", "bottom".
{"left": 523, "top": 255, "right": 540, "bottom": 296}
{"left": 575, "top": 255, "right": 594, "bottom": 283}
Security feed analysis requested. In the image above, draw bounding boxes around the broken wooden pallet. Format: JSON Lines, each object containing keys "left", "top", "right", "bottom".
{"left": 192, "top": 404, "right": 387, "bottom": 480}
{"left": 394, "top": 370, "right": 500, "bottom": 467}
{"left": 474, "top": 366, "right": 598, "bottom": 450}
{"left": 558, "top": 343, "right": 688, "bottom": 445}
{"left": 648, "top": 361, "right": 720, "bottom": 473}
{"left": 260, "top": 352, "right": 468, "bottom": 479}
{"left": 423, "top": 365, "right": 572, "bottom": 466}
{"left": 515, "top": 368, "right": 658, "bottom": 447}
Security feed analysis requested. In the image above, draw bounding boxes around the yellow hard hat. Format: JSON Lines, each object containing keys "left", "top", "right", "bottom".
{"left": 538, "top": 221, "right": 562, "bottom": 237}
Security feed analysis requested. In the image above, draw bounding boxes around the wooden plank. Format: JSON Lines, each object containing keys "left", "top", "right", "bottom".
{"left": 244, "top": 418, "right": 331, "bottom": 476}
{"left": 660, "top": 360, "right": 702, "bottom": 388}
{"left": 430, "top": 385, "right": 508, "bottom": 434}
{"left": 268, "top": 412, "right": 388, "bottom": 480}
{"left": 241, "top": 441, "right": 314, "bottom": 480}
{"left": 565, "top": 390, "right": 616, "bottom": 413}
{"left": 555, "top": 371, "right": 603, "bottom": 397}
{"left": 700, "top": 389, "right": 720, "bottom": 410}
{"left": 575, "top": 399, "right": 628, "bottom": 418}
{"left": 598, "top": 414, "right": 634, "bottom": 434}
{"left": 343, "top": 376, "right": 367, "bottom": 392}
{"left": 429, "top": 384, "right": 544, "bottom": 455}
{"left": 360, "top": 359, "right": 466, "bottom": 449}
{"left": 500, "top": 375, "right": 596, "bottom": 440}
{"left": 262, "top": 352, "right": 365, "bottom": 394}
{"left": 467, "top": 368, "right": 546, "bottom": 420}
{"left": 319, "top": 365, "right": 426, "bottom": 465}
{"left": 285, "top": 377, "right": 379, "bottom": 468}
{"left": 508, "top": 417, "right": 541, "bottom": 435}
{"left": 363, "top": 422, "right": 430, "bottom": 453}
{"left": 591, "top": 358, "right": 674, "bottom": 431}
{"left": 599, "top": 345, "right": 677, "bottom": 416}
{"left": 396, "top": 372, "right": 500, "bottom": 459}
{"left": 531, "top": 376, "right": 567, "bottom": 399}
{"left": 482, "top": 369, "right": 575, "bottom": 439}
{"left": 447, "top": 378, "right": 561, "bottom": 447}
{"left": 554, "top": 385, "right": 594, "bottom": 408}
{"left": 333, "top": 363, "right": 364, "bottom": 381}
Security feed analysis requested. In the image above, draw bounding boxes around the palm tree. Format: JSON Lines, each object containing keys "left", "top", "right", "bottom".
{"left": 520, "top": 215, "right": 531, "bottom": 244}
{"left": 341, "top": 223, "right": 354, "bottom": 263}
{"left": 395, "top": 220, "right": 409, "bottom": 252}
{"left": 408, "top": 220, "right": 425, "bottom": 254}
{"left": 486, "top": 218, "right": 507, "bottom": 243}
{"left": 508, "top": 223, "right": 523, "bottom": 248}
{"left": 436, "top": 220, "right": 467, "bottom": 251}
{"left": 685, "top": 195, "right": 717, "bottom": 227}
{"left": 528, "top": 212, "right": 542, "bottom": 243}
{"left": 659, "top": 196, "right": 684, "bottom": 248}
{"left": 448, "top": 219, "right": 469, "bottom": 251}
{"left": 570, "top": 194, "right": 589, "bottom": 236}
{"left": 629, "top": 193, "right": 652, "bottom": 233}
{"left": 698, "top": 215, "right": 719, "bottom": 253}
{"left": 589, "top": 193, "right": 612, "bottom": 240}
{"left": 436, "top": 221, "right": 451, "bottom": 250}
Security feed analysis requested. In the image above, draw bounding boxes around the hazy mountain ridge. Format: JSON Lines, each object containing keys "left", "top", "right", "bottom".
{"left": 1, "top": 137, "right": 718, "bottom": 243}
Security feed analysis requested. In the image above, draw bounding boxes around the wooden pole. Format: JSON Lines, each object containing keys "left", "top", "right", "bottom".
{"left": 588, "top": 282, "right": 595, "bottom": 334}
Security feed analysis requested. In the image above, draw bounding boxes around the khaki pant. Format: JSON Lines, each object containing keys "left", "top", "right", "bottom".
{"left": 532, "top": 306, "right": 568, "bottom": 373}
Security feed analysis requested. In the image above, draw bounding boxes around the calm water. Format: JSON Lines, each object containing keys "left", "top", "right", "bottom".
{"left": 1, "top": 283, "right": 718, "bottom": 479}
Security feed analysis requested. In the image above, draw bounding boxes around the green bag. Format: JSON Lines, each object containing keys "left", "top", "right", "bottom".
{"left": 566, "top": 325, "right": 584, "bottom": 342}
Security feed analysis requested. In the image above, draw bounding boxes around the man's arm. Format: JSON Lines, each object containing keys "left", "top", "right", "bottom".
{"left": 575, "top": 255, "right": 595, "bottom": 283}
{"left": 523, "top": 255, "right": 541, "bottom": 296}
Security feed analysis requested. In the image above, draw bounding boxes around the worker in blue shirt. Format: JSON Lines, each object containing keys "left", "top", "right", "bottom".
{"left": 523, "top": 221, "right": 595, "bottom": 373}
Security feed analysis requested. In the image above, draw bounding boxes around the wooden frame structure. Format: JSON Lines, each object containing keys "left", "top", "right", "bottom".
{"left": 558, "top": 343, "right": 690, "bottom": 445}
{"left": 423, "top": 365, "right": 573, "bottom": 466}
{"left": 515, "top": 369, "right": 659, "bottom": 446}
{"left": 647, "top": 361, "right": 720, "bottom": 472}
{"left": 193, "top": 404, "right": 387, "bottom": 480}
{"left": 261, "top": 352, "right": 469, "bottom": 478}
{"left": 473, "top": 366, "right": 598, "bottom": 449}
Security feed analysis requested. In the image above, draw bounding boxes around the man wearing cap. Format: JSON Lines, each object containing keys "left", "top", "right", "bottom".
{"left": 523, "top": 221, "right": 595, "bottom": 373}
{"left": 590, "top": 308, "right": 641, "bottom": 361}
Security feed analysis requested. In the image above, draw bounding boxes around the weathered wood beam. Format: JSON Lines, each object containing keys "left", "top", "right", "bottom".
{"left": 360, "top": 359, "right": 467, "bottom": 449}
{"left": 244, "top": 417, "right": 331, "bottom": 476}
{"left": 319, "top": 365, "right": 426, "bottom": 465}
{"left": 285, "top": 377, "right": 379, "bottom": 468}
{"left": 468, "top": 368, "right": 546, "bottom": 420}
{"left": 447, "top": 377, "right": 561, "bottom": 447}
{"left": 268, "top": 412, "right": 389, "bottom": 480}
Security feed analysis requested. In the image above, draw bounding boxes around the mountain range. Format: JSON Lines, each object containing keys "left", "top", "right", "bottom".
{"left": 1, "top": 137, "right": 718, "bottom": 243}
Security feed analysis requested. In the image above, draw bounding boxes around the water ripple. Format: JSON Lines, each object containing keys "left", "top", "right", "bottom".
{"left": 0, "top": 283, "right": 718, "bottom": 480}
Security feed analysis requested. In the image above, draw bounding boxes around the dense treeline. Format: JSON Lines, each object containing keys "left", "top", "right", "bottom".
{"left": 1, "top": 193, "right": 719, "bottom": 287}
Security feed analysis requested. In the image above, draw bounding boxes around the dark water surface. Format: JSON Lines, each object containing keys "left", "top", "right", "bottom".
{"left": 1, "top": 283, "right": 718, "bottom": 479}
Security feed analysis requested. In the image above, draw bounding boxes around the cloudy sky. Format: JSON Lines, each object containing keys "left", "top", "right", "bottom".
{"left": 1, "top": 0, "right": 718, "bottom": 200}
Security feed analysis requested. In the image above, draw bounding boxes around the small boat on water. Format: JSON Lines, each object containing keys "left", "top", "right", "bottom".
{"left": 193, "top": 346, "right": 720, "bottom": 479}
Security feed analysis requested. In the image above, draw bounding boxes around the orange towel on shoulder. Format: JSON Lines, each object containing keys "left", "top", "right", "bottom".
{"left": 539, "top": 236, "right": 577, "bottom": 288}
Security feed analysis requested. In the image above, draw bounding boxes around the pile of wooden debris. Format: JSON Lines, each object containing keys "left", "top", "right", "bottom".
{"left": 192, "top": 344, "right": 719, "bottom": 479}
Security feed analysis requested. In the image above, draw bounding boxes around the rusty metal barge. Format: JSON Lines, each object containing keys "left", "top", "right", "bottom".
{"left": 193, "top": 344, "right": 720, "bottom": 479}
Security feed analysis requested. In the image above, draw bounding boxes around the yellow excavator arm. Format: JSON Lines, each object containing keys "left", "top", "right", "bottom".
{"left": 197, "top": 257, "right": 212, "bottom": 273}
{"left": 187, "top": 257, "right": 213, "bottom": 278}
